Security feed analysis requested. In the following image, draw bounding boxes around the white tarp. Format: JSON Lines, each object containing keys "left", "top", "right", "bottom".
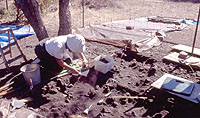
{"left": 74, "top": 17, "right": 187, "bottom": 52}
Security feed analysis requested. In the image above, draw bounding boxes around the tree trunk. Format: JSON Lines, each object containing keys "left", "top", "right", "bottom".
{"left": 15, "top": 0, "right": 48, "bottom": 41}
{"left": 58, "top": 0, "right": 72, "bottom": 35}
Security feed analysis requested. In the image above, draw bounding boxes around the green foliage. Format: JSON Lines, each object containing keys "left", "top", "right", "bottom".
{"left": 0, "top": 8, "right": 10, "bottom": 18}
{"left": 0, "top": 1, "right": 18, "bottom": 19}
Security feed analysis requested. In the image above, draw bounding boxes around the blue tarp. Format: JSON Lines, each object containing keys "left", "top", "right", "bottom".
{"left": 0, "top": 25, "right": 35, "bottom": 47}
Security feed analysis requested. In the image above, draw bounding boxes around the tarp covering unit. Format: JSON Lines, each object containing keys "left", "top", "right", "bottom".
{"left": 74, "top": 16, "right": 188, "bottom": 52}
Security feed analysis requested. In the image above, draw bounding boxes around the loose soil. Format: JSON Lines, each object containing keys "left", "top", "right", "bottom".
{"left": 1, "top": 0, "right": 200, "bottom": 118}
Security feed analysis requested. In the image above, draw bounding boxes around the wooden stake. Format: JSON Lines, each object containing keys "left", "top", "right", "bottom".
{"left": 109, "top": 96, "right": 148, "bottom": 100}
{"left": 82, "top": 0, "right": 85, "bottom": 28}
{"left": 192, "top": 6, "right": 200, "bottom": 54}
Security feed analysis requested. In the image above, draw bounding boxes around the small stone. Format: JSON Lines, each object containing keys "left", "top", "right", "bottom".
{"left": 65, "top": 99, "right": 69, "bottom": 103}
{"left": 111, "top": 101, "right": 118, "bottom": 108}
{"left": 119, "top": 98, "right": 126, "bottom": 105}
{"left": 168, "top": 65, "right": 174, "bottom": 71}
{"left": 68, "top": 93, "right": 73, "bottom": 99}
{"left": 196, "top": 71, "right": 200, "bottom": 77}
{"left": 125, "top": 93, "right": 130, "bottom": 96}
{"left": 139, "top": 68, "right": 144, "bottom": 72}
{"left": 101, "top": 107, "right": 111, "bottom": 113}
{"left": 67, "top": 84, "right": 73, "bottom": 88}
{"left": 144, "top": 65, "right": 151, "bottom": 70}
{"left": 138, "top": 74, "right": 145, "bottom": 78}
{"left": 56, "top": 87, "right": 61, "bottom": 91}
{"left": 49, "top": 88, "right": 57, "bottom": 94}
{"left": 132, "top": 112, "right": 136, "bottom": 117}
{"left": 97, "top": 99, "right": 105, "bottom": 105}
{"left": 160, "top": 67, "right": 165, "bottom": 72}
{"left": 148, "top": 98, "right": 154, "bottom": 103}
{"left": 121, "top": 61, "right": 124, "bottom": 65}
{"left": 87, "top": 90, "right": 96, "bottom": 99}
{"left": 63, "top": 94, "right": 67, "bottom": 98}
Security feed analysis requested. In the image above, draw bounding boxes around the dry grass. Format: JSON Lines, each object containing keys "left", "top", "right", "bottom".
{"left": 41, "top": 0, "right": 200, "bottom": 37}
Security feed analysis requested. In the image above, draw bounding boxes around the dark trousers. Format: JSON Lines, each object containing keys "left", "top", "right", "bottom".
{"left": 34, "top": 38, "right": 63, "bottom": 73}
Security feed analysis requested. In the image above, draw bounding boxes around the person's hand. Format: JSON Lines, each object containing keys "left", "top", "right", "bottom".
{"left": 82, "top": 60, "right": 88, "bottom": 68}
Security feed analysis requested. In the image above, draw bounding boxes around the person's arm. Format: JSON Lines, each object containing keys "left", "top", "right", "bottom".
{"left": 56, "top": 59, "right": 80, "bottom": 74}
{"left": 78, "top": 52, "right": 88, "bottom": 68}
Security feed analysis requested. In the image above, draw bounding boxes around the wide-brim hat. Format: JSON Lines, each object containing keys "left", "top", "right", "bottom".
{"left": 66, "top": 34, "right": 86, "bottom": 53}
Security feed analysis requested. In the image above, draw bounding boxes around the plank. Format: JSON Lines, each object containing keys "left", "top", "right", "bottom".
{"left": 163, "top": 52, "right": 200, "bottom": 70}
{"left": 151, "top": 73, "right": 200, "bottom": 103}
{"left": 86, "top": 39, "right": 137, "bottom": 52}
{"left": 172, "top": 44, "right": 200, "bottom": 57}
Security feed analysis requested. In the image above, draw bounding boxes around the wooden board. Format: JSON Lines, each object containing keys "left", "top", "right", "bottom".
{"left": 163, "top": 52, "right": 200, "bottom": 70}
{"left": 172, "top": 44, "right": 200, "bottom": 57}
{"left": 86, "top": 39, "right": 137, "bottom": 52}
{"left": 151, "top": 73, "right": 200, "bottom": 103}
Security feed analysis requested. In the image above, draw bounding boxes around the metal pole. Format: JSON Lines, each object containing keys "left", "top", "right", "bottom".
{"left": 82, "top": 0, "right": 84, "bottom": 28}
{"left": 192, "top": 6, "right": 200, "bottom": 54}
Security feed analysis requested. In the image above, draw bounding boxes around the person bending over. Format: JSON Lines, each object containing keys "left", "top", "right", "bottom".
{"left": 34, "top": 34, "right": 88, "bottom": 75}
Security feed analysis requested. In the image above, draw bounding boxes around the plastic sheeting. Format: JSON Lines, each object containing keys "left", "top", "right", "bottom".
{"left": 0, "top": 25, "right": 35, "bottom": 47}
{"left": 74, "top": 17, "right": 188, "bottom": 52}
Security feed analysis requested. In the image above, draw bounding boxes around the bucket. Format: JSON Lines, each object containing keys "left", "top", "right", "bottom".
{"left": 20, "top": 64, "right": 41, "bottom": 85}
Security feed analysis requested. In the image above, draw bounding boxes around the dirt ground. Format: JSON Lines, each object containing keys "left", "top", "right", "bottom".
{"left": 1, "top": 0, "right": 200, "bottom": 118}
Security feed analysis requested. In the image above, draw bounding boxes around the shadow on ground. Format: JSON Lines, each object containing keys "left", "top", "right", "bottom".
{"left": 129, "top": 88, "right": 200, "bottom": 118}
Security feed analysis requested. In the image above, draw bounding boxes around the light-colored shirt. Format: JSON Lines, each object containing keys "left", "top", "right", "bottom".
{"left": 45, "top": 35, "right": 71, "bottom": 60}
